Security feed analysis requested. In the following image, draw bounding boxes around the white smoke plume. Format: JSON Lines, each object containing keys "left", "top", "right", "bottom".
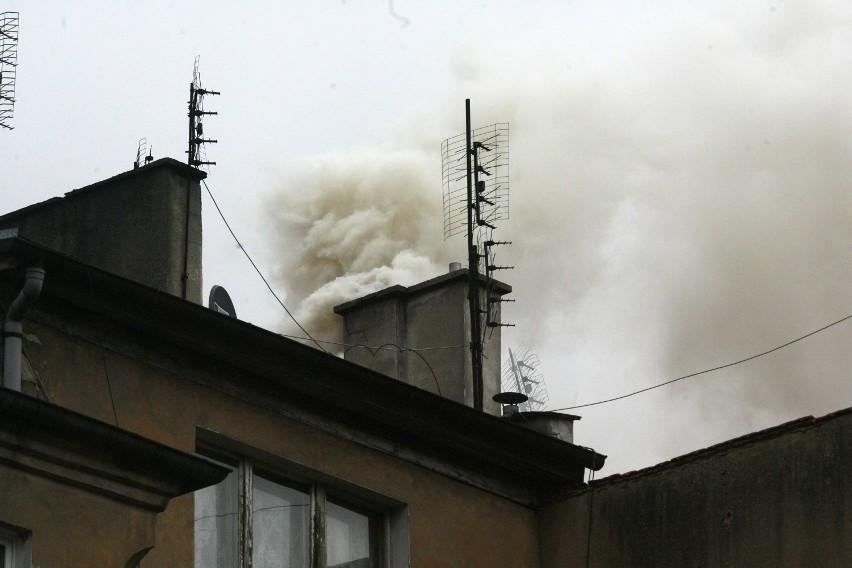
{"left": 265, "top": 1, "right": 852, "bottom": 471}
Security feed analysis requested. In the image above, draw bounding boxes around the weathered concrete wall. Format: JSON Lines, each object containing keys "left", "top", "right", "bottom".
{"left": 13, "top": 303, "right": 539, "bottom": 567}
{"left": 538, "top": 410, "right": 852, "bottom": 567}
{"left": 0, "top": 158, "right": 203, "bottom": 303}
{"left": 337, "top": 270, "right": 505, "bottom": 416}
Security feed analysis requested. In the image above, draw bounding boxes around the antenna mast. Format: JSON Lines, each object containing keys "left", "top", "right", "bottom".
{"left": 0, "top": 12, "right": 20, "bottom": 130}
{"left": 181, "top": 56, "right": 220, "bottom": 300}
{"left": 442, "top": 100, "right": 513, "bottom": 411}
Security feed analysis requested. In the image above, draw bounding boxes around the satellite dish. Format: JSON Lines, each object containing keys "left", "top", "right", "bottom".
{"left": 208, "top": 285, "right": 237, "bottom": 318}
{"left": 492, "top": 391, "right": 528, "bottom": 405}
{"left": 492, "top": 391, "right": 528, "bottom": 417}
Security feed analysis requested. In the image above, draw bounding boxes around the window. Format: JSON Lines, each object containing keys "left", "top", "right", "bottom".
{"left": 195, "top": 454, "right": 387, "bottom": 568}
{"left": 0, "top": 523, "right": 31, "bottom": 568}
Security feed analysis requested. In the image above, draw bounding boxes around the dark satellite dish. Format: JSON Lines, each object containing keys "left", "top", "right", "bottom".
{"left": 492, "top": 391, "right": 528, "bottom": 405}
{"left": 493, "top": 391, "right": 528, "bottom": 417}
{"left": 208, "top": 285, "right": 237, "bottom": 318}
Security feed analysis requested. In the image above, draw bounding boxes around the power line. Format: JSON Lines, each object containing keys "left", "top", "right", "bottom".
{"left": 551, "top": 313, "right": 852, "bottom": 412}
{"left": 201, "top": 179, "right": 328, "bottom": 353}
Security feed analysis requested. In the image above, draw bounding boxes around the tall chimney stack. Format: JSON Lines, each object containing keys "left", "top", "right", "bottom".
{"left": 0, "top": 158, "right": 205, "bottom": 302}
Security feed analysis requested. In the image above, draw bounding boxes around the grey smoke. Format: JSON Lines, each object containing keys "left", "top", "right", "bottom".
{"left": 264, "top": 1, "right": 852, "bottom": 472}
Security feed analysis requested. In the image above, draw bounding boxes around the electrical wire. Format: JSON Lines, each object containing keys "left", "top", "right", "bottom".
{"left": 343, "top": 342, "right": 443, "bottom": 396}
{"left": 84, "top": 265, "right": 120, "bottom": 427}
{"left": 585, "top": 448, "right": 597, "bottom": 568}
{"left": 551, "top": 313, "right": 852, "bottom": 412}
{"left": 201, "top": 179, "right": 327, "bottom": 353}
{"left": 22, "top": 343, "right": 51, "bottom": 401}
{"left": 204, "top": 176, "right": 472, "bottom": 355}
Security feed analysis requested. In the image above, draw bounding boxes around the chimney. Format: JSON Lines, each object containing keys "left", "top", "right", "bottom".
{"left": 0, "top": 158, "right": 205, "bottom": 302}
{"left": 507, "top": 411, "right": 581, "bottom": 444}
{"left": 334, "top": 263, "right": 511, "bottom": 416}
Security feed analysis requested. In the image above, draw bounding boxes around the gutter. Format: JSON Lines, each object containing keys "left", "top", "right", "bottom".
{"left": 3, "top": 265, "right": 45, "bottom": 390}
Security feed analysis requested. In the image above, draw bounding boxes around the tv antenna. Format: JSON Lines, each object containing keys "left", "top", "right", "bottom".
{"left": 0, "top": 12, "right": 20, "bottom": 130}
{"left": 441, "top": 100, "right": 513, "bottom": 411}
{"left": 180, "top": 56, "right": 220, "bottom": 300}
{"left": 501, "top": 347, "right": 550, "bottom": 412}
{"left": 133, "top": 137, "right": 153, "bottom": 169}
{"left": 187, "top": 55, "right": 219, "bottom": 169}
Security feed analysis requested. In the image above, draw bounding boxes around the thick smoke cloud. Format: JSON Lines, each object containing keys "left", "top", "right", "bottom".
{"left": 265, "top": 1, "right": 852, "bottom": 472}
{"left": 265, "top": 148, "right": 451, "bottom": 340}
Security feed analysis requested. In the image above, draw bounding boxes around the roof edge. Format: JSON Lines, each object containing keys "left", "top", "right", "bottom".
{"left": 0, "top": 157, "right": 206, "bottom": 225}
{"left": 0, "top": 387, "right": 230, "bottom": 500}
{"left": 594, "top": 407, "right": 852, "bottom": 487}
{"left": 334, "top": 268, "right": 512, "bottom": 314}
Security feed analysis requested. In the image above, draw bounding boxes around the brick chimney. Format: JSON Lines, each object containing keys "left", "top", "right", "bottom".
{"left": 0, "top": 158, "right": 205, "bottom": 302}
{"left": 334, "top": 265, "right": 511, "bottom": 416}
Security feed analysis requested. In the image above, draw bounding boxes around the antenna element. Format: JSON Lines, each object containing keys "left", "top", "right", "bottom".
{"left": 187, "top": 55, "right": 219, "bottom": 169}
{"left": 0, "top": 12, "right": 20, "bottom": 130}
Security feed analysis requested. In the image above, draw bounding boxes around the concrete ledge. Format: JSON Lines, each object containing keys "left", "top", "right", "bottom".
{"left": 0, "top": 388, "right": 229, "bottom": 511}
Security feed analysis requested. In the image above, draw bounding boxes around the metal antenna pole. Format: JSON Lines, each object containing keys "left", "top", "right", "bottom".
{"left": 466, "top": 99, "right": 484, "bottom": 411}
{"left": 441, "top": 104, "right": 511, "bottom": 413}
{"left": 182, "top": 81, "right": 196, "bottom": 300}
{"left": 182, "top": 57, "right": 219, "bottom": 300}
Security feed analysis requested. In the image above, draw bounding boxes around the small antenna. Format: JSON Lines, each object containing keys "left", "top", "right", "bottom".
{"left": 0, "top": 12, "right": 20, "bottom": 131}
{"left": 134, "top": 138, "right": 148, "bottom": 169}
{"left": 187, "top": 55, "right": 219, "bottom": 169}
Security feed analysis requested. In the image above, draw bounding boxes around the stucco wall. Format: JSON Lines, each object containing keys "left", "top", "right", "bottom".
{"left": 538, "top": 411, "right": 852, "bottom": 567}
{"left": 14, "top": 304, "right": 539, "bottom": 567}
{"left": 0, "top": 465, "right": 157, "bottom": 567}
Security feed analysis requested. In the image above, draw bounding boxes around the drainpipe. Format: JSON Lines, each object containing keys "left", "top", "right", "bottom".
{"left": 3, "top": 266, "right": 45, "bottom": 391}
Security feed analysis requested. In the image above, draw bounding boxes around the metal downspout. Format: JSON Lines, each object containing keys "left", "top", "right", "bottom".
{"left": 3, "top": 266, "right": 45, "bottom": 391}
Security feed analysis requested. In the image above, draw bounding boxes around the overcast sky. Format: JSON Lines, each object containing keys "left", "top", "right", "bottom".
{"left": 2, "top": 1, "right": 851, "bottom": 475}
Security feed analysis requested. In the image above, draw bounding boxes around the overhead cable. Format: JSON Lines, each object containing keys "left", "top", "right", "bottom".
{"left": 201, "top": 179, "right": 328, "bottom": 353}
{"left": 551, "top": 313, "right": 852, "bottom": 412}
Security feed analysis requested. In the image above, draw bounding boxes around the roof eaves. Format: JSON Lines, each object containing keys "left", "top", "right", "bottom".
{"left": 0, "top": 236, "right": 605, "bottom": 489}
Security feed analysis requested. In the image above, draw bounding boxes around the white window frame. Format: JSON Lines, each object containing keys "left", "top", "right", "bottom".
{"left": 195, "top": 442, "right": 408, "bottom": 568}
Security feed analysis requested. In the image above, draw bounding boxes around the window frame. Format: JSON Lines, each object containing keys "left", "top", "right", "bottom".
{"left": 195, "top": 439, "right": 405, "bottom": 568}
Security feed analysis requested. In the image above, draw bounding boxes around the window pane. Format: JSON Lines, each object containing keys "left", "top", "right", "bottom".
{"left": 252, "top": 473, "right": 310, "bottom": 568}
{"left": 326, "top": 501, "right": 375, "bottom": 568}
{"left": 194, "top": 466, "right": 239, "bottom": 568}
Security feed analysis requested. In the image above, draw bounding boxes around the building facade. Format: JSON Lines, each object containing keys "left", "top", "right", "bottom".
{"left": 0, "top": 160, "right": 848, "bottom": 567}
